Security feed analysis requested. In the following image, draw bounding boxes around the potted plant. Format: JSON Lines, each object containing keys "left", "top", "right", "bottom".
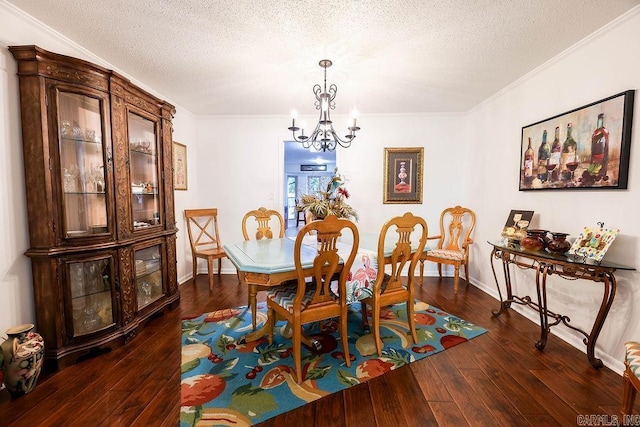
{"left": 297, "top": 168, "right": 358, "bottom": 222}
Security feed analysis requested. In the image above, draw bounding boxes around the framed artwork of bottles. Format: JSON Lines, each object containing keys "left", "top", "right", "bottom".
{"left": 519, "top": 90, "right": 634, "bottom": 191}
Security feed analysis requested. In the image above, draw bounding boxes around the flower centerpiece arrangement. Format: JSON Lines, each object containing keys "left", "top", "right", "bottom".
{"left": 297, "top": 168, "right": 358, "bottom": 221}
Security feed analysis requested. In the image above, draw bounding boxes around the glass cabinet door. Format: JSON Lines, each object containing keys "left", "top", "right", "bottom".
{"left": 68, "top": 257, "right": 115, "bottom": 337}
{"left": 134, "top": 244, "right": 164, "bottom": 310}
{"left": 58, "top": 91, "right": 108, "bottom": 238}
{"left": 128, "top": 113, "right": 162, "bottom": 231}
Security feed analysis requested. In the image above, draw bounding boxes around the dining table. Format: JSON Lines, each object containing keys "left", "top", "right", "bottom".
{"left": 223, "top": 230, "right": 425, "bottom": 344}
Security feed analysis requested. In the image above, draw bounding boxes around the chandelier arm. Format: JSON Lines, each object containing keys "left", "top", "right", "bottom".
{"left": 328, "top": 84, "right": 337, "bottom": 104}
{"left": 327, "top": 128, "right": 353, "bottom": 148}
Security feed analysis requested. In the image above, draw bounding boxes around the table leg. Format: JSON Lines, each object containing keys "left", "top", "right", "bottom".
{"left": 248, "top": 284, "right": 258, "bottom": 331}
{"left": 535, "top": 264, "right": 550, "bottom": 350}
{"left": 585, "top": 272, "right": 616, "bottom": 368}
{"left": 491, "top": 247, "right": 512, "bottom": 316}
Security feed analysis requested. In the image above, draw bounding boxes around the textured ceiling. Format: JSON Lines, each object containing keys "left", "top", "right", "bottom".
{"left": 7, "top": 0, "right": 639, "bottom": 117}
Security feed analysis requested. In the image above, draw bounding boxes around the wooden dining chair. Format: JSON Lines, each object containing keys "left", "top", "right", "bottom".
{"left": 294, "top": 200, "right": 306, "bottom": 226}
{"left": 184, "top": 208, "right": 227, "bottom": 290}
{"left": 360, "top": 212, "right": 428, "bottom": 356}
{"left": 419, "top": 205, "right": 476, "bottom": 293}
{"left": 241, "top": 207, "right": 285, "bottom": 241}
{"left": 265, "top": 215, "right": 359, "bottom": 383}
{"left": 241, "top": 207, "right": 285, "bottom": 328}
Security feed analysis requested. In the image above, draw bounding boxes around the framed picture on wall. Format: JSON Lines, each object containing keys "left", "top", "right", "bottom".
{"left": 383, "top": 147, "right": 424, "bottom": 204}
{"left": 173, "top": 141, "right": 188, "bottom": 191}
{"left": 519, "top": 89, "right": 634, "bottom": 191}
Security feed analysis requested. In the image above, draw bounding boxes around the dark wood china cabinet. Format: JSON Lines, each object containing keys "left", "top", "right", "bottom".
{"left": 9, "top": 45, "right": 179, "bottom": 370}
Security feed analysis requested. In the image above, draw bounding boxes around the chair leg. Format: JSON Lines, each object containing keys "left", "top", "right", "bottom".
{"left": 464, "top": 261, "right": 470, "bottom": 284}
{"left": 407, "top": 297, "right": 418, "bottom": 345}
{"left": 293, "top": 325, "right": 303, "bottom": 383}
{"left": 341, "top": 305, "right": 351, "bottom": 368}
{"left": 622, "top": 371, "right": 636, "bottom": 415}
{"left": 217, "top": 258, "right": 222, "bottom": 276}
{"left": 453, "top": 264, "right": 460, "bottom": 294}
{"left": 419, "top": 260, "right": 424, "bottom": 285}
{"left": 207, "top": 258, "right": 214, "bottom": 290}
{"left": 372, "top": 299, "right": 383, "bottom": 357}
{"left": 437, "top": 263, "right": 442, "bottom": 278}
{"left": 192, "top": 256, "right": 197, "bottom": 283}
{"left": 360, "top": 302, "right": 369, "bottom": 330}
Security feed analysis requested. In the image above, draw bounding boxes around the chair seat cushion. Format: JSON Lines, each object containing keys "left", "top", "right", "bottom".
{"left": 625, "top": 341, "right": 640, "bottom": 379}
{"left": 266, "top": 281, "right": 316, "bottom": 312}
{"left": 427, "top": 248, "right": 464, "bottom": 261}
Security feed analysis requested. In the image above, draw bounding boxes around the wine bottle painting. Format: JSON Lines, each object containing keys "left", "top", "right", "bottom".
{"left": 519, "top": 90, "right": 634, "bottom": 191}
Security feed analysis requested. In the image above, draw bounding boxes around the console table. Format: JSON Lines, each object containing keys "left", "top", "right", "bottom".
{"left": 488, "top": 240, "right": 634, "bottom": 368}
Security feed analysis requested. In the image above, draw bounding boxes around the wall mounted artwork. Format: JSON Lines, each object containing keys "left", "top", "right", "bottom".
{"left": 383, "top": 147, "right": 423, "bottom": 204}
{"left": 519, "top": 90, "right": 634, "bottom": 191}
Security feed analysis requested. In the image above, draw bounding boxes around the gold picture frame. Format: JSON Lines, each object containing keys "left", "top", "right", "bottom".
{"left": 383, "top": 147, "right": 424, "bottom": 204}
{"left": 173, "top": 141, "right": 188, "bottom": 191}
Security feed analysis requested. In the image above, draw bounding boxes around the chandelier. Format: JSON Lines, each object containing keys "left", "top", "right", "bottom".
{"left": 288, "top": 59, "right": 360, "bottom": 152}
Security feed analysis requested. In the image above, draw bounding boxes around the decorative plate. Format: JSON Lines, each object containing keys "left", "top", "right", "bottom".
{"left": 567, "top": 226, "right": 619, "bottom": 262}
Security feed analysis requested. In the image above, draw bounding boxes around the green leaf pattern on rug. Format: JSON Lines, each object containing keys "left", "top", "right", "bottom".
{"left": 306, "top": 365, "right": 331, "bottom": 380}
{"left": 230, "top": 383, "right": 277, "bottom": 418}
{"left": 444, "top": 316, "right": 476, "bottom": 333}
{"left": 336, "top": 369, "right": 360, "bottom": 386}
{"left": 181, "top": 358, "right": 200, "bottom": 374}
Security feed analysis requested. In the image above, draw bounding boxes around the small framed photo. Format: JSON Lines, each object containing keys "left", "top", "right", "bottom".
{"left": 383, "top": 147, "right": 424, "bottom": 204}
{"left": 173, "top": 141, "right": 187, "bottom": 191}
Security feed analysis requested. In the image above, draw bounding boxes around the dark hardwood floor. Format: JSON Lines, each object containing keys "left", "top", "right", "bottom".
{"left": 1, "top": 274, "right": 636, "bottom": 426}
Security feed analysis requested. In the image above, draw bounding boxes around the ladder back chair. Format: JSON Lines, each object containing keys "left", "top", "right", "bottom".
{"left": 241, "top": 207, "right": 285, "bottom": 329}
{"left": 419, "top": 206, "right": 475, "bottom": 294}
{"left": 265, "top": 215, "right": 359, "bottom": 383}
{"left": 360, "top": 212, "right": 428, "bottom": 356}
{"left": 184, "top": 208, "right": 227, "bottom": 290}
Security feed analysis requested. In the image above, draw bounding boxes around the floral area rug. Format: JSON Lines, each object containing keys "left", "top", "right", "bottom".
{"left": 180, "top": 300, "right": 487, "bottom": 426}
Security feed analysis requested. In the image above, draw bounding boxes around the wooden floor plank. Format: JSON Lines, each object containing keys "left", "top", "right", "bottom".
{"left": 342, "top": 382, "right": 376, "bottom": 427}
{"left": 429, "top": 401, "right": 470, "bottom": 427}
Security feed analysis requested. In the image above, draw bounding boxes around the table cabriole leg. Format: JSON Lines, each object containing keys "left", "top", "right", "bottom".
{"left": 490, "top": 247, "right": 509, "bottom": 316}
{"left": 585, "top": 272, "right": 616, "bottom": 368}
{"left": 535, "top": 264, "right": 550, "bottom": 351}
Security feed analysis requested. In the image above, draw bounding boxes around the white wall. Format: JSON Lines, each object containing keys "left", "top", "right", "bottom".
{"left": 466, "top": 8, "right": 640, "bottom": 373}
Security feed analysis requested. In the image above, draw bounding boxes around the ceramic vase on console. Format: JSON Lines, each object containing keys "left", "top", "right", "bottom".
{"left": 0, "top": 323, "right": 44, "bottom": 398}
{"left": 547, "top": 232, "right": 571, "bottom": 254}
{"left": 521, "top": 229, "right": 548, "bottom": 251}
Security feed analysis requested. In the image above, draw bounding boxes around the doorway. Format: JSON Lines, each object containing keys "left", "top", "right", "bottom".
{"left": 283, "top": 141, "right": 336, "bottom": 228}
